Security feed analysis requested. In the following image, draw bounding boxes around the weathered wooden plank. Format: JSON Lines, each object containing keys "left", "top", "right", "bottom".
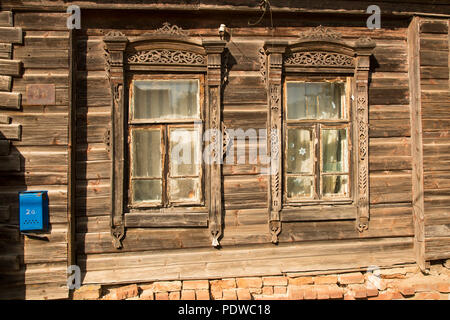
{"left": 370, "top": 171, "right": 412, "bottom": 204}
{"left": 421, "top": 79, "right": 449, "bottom": 91}
{"left": 14, "top": 48, "right": 69, "bottom": 69}
{"left": 420, "top": 20, "right": 449, "bottom": 34}
{"left": 14, "top": 12, "right": 68, "bottom": 31}
{"left": 0, "top": 59, "right": 21, "bottom": 76}
{"left": 421, "top": 90, "right": 449, "bottom": 103}
{"left": 408, "top": 17, "right": 426, "bottom": 271}
{"left": 124, "top": 212, "right": 209, "bottom": 228}
{"left": 280, "top": 216, "right": 413, "bottom": 242}
{"left": 420, "top": 50, "right": 449, "bottom": 67}
{"left": 0, "top": 43, "right": 12, "bottom": 59}
{"left": 420, "top": 66, "right": 449, "bottom": 79}
{"left": 281, "top": 205, "right": 356, "bottom": 222}
{"left": 14, "top": 125, "right": 67, "bottom": 146}
{"left": 0, "top": 124, "right": 21, "bottom": 140}
{"left": 425, "top": 237, "right": 450, "bottom": 260}
{"left": 369, "top": 105, "right": 410, "bottom": 120}
{"left": 370, "top": 137, "right": 411, "bottom": 171}
{"left": 0, "top": 92, "right": 21, "bottom": 109}
{"left": 369, "top": 88, "right": 409, "bottom": 105}
{"left": 0, "top": 75, "right": 12, "bottom": 91}
{"left": 420, "top": 35, "right": 449, "bottom": 51}
{"left": 0, "top": 27, "right": 22, "bottom": 44}
{"left": 79, "top": 237, "right": 414, "bottom": 285}
{"left": 0, "top": 171, "right": 68, "bottom": 186}
{"left": 0, "top": 12, "right": 13, "bottom": 27}
{"left": 369, "top": 119, "right": 411, "bottom": 138}
{"left": 0, "top": 114, "right": 11, "bottom": 124}
{"left": 422, "top": 102, "right": 450, "bottom": 119}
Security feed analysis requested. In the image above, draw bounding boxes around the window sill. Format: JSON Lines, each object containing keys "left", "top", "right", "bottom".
{"left": 124, "top": 211, "right": 208, "bottom": 228}
{"left": 281, "top": 204, "right": 356, "bottom": 222}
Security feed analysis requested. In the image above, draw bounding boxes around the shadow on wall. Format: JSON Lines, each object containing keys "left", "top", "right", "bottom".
{"left": 0, "top": 130, "right": 26, "bottom": 299}
{"left": 74, "top": 30, "right": 103, "bottom": 286}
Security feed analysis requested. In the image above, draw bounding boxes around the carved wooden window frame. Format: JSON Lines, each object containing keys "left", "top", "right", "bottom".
{"left": 283, "top": 75, "right": 353, "bottom": 205}
{"left": 103, "top": 25, "right": 226, "bottom": 249}
{"left": 262, "top": 27, "right": 375, "bottom": 243}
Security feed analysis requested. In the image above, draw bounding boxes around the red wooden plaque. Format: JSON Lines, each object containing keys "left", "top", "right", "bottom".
{"left": 26, "top": 84, "right": 56, "bottom": 105}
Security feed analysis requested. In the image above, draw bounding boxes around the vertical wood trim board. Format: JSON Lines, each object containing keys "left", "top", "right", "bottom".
{"left": 407, "top": 17, "right": 426, "bottom": 271}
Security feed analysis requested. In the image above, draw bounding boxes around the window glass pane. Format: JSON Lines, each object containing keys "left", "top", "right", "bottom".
{"left": 132, "top": 129, "right": 161, "bottom": 178}
{"left": 322, "top": 128, "right": 348, "bottom": 173}
{"left": 133, "top": 80, "right": 199, "bottom": 120}
{"left": 287, "top": 128, "right": 313, "bottom": 174}
{"left": 287, "top": 82, "right": 346, "bottom": 120}
{"left": 318, "top": 82, "right": 346, "bottom": 119}
{"left": 169, "top": 127, "right": 200, "bottom": 177}
{"left": 322, "top": 175, "right": 349, "bottom": 197}
{"left": 169, "top": 178, "right": 200, "bottom": 202}
{"left": 132, "top": 179, "right": 162, "bottom": 203}
{"left": 287, "top": 82, "right": 306, "bottom": 119}
{"left": 287, "top": 176, "right": 313, "bottom": 199}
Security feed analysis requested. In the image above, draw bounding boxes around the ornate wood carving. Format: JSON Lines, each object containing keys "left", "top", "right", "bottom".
{"left": 154, "top": 22, "right": 189, "bottom": 37}
{"left": 127, "top": 49, "right": 206, "bottom": 65}
{"left": 258, "top": 47, "right": 267, "bottom": 85}
{"left": 104, "top": 30, "right": 225, "bottom": 249}
{"left": 264, "top": 29, "right": 375, "bottom": 235}
{"left": 354, "top": 36, "right": 376, "bottom": 232}
{"left": 203, "top": 40, "right": 227, "bottom": 247}
{"left": 284, "top": 51, "right": 354, "bottom": 67}
{"left": 298, "top": 25, "right": 343, "bottom": 42}
{"left": 264, "top": 41, "right": 288, "bottom": 244}
{"left": 104, "top": 31, "right": 128, "bottom": 249}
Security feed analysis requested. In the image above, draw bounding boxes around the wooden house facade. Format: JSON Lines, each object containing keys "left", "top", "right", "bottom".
{"left": 0, "top": 0, "right": 449, "bottom": 299}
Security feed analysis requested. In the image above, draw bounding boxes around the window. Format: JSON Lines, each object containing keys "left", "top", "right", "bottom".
{"left": 284, "top": 78, "right": 352, "bottom": 203}
{"left": 128, "top": 75, "right": 203, "bottom": 208}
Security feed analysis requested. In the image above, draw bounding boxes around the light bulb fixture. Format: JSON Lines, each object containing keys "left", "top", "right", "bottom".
{"left": 219, "top": 24, "right": 228, "bottom": 40}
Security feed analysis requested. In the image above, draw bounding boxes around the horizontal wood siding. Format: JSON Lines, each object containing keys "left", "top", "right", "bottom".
{"left": 74, "top": 11, "right": 415, "bottom": 285}
{"left": 418, "top": 18, "right": 450, "bottom": 261}
{"left": 0, "top": 12, "right": 69, "bottom": 300}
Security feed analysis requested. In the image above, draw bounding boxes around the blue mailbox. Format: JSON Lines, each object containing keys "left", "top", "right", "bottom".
{"left": 19, "top": 191, "right": 49, "bottom": 232}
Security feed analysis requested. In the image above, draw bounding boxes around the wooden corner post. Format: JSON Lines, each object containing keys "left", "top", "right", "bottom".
{"left": 264, "top": 41, "right": 288, "bottom": 244}
{"left": 203, "top": 40, "right": 226, "bottom": 247}
{"left": 104, "top": 31, "right": 128, "bottom": 249}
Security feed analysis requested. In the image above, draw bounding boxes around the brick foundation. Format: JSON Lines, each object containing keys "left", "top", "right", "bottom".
{"left": 72, "top": 260, "right": 450, "bottom": 300}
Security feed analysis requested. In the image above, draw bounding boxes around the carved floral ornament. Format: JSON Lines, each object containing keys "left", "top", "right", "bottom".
{"left": 298, "top": 25, "right": 343, "bottom": 42}
{"left": 103, "top": 24, "right": 226, "bottom": 249}
{"left": 262, "top": 26, "right": 375, "bottom": 241}
{"left": 127, "top": 49, "right": 206, "bottom": 65}
{"left": 284, "top": 51, "right": 354, "bottom": 67}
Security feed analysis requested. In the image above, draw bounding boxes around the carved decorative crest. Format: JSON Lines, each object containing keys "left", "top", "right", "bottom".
{"left": 104, "top": 30, "right": 126, "bottom": 39}
{"left": 284, "top": 51, "right": 354, "bottom": 67}
{"left": 298, "top": 26, "right": 343, "bottom": 41}
{"left": 155, "top": 22, "right": 189, "bottom": 37}
{"left": 127, "top": 49, "right": 206, "bottom": 65}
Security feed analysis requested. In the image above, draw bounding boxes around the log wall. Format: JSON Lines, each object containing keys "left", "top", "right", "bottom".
{"left": 74, "top": 11, "right": 416, "bottom": 285}
{"left": 0, "top": 4, "right": 448, "bottom": 298}
{"left": 0, "top": 11, "right": 70, "bottom": 299}
{"left": 417, "top": 19, "right": 450, "bottom": 261}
